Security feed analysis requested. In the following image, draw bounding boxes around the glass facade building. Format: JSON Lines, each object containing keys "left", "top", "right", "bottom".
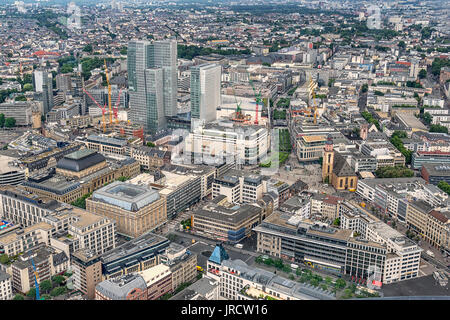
{"left": 128, "top": 40, "right": 177, "bottom": 134}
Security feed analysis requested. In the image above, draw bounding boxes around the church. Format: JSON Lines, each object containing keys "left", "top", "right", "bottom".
{"left": 321, "top": 136, "right": 358, "bottom": 191}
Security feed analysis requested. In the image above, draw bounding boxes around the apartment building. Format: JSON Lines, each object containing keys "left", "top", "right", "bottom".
{"left": 159, "top": 243, "right": 197, "bottom": 291}
{"left": 0, "top": 223, "right": 53, "bottom": 257}
{"left": 0, "top": 271, "right": 12, "bottom": 300}
{"left": 68, "top": 207, "right": 116, "bottom": 255}
{"left": 310, "top": 194, "right": 343, "bottom": 221}
{"left": 139, "top": 264, "right": 172, "bottom": 300}
{"left": 11, "top": 247, "right": 53, "bottom": 294}
{"left": 130, "top": 146, "right": 168, "bottom": 170}
{"left": 86, "top": 181, "right": 166, "bottom": 238}
{"left": 0, "top": 187, "right": 116, "bottom": 256}
{"left": 426, "top": 210, "right": 450, "bottom": 255}
{"left": 212, "top": 169, "right": 268, "bottom": 204}
{"left": 356, "top": 177, "right": 448, "bottom": 222}
{"left": 71, "top": 248, "right": 103, "bottom": 299}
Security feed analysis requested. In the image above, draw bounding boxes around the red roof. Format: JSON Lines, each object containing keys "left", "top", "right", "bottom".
{"left": 395, "top": 61, "right": 411, "bottom": 66}
{"left": 32, "top": 51, "right": 60, "bottom": 57}
{"left": 417, "top": 150, "right": 450, "bottom": 155}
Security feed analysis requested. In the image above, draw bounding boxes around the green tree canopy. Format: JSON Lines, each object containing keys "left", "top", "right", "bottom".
{"left": 40, "top": 279, "right": 53, "bottom": 293}
{"left": 27, "top": 287, "right": 36, "bottom": 298}
{"left": 4, "top": 118, "right": 16, "bottom": 128}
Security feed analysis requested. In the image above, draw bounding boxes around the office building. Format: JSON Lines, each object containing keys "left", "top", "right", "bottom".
{"left": 100, "top": 232, "right": 170, "bottom": 279}
{"left": 0, "top": 155, "right": 25, "bottom": 186}
{"left": 412, "top": 151, "right": 450, "bottom": 170}
{"left": 159, "top": 243, "right": 197, "bottom": 291}
{"left": 190, "top": 63, "right": 221, "bottom": 123}
{"left": 33, "top": 70, "right": 54, "bottom": 115}
{"left": 192, "top": 198, "right": 269, "bottom": 243}
{"left": 206, "top": 244, "right": 335, "bottom": 300}
{"left": 184, "top": 121, "right": 269, "bottom": 166}
{"left": 95, "top": 273, "right": 148, "bottom": 300}
{"left": 71, "top": 248, "right": 103, "bottom": 299}
{"left": 86, "top": 181, "right": 167, "bottom": 238}
{"left": 128, "top": 40, "right": 177, "bottom": 134}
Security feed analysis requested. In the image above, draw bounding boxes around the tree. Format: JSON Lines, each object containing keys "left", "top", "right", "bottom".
{"left": 398, "top": 40, "right": 406, "bottom": 50}
{"left": 361, "top": 84, "right": 368, "bottom": 93}
{"left": 14, "top": 95, "right": 27, "bottom": 101}
{"left": 333, "top": 218, "right": 340, "bottom": 226}
{"left": 40, "top": 279, "right": 53, "bottom": 293}
{"left": 4, "top": 118, "right": 16, "bottom": 128}
{"left": 82, "top": 44, "right": 93, "bottom": 53}
{"left": 50, "top": 286, "right": 66, "bottom": 297}
{"left": 52, "top": 275, "right": 65, "bottom": 285}
{"left": 13, "top": 294, "right": 24, "bottom": 300}
{"left": 418, "top": 69, "right": 427, "bottom": 79}
{"left": 27, "top": 287, "right": 36, "bottom": 298}
{"left": 146, "top": 141, "right": 156, "bottom": 147}
{"left": 22, "top": 83, "right": 33, "bottom": 92}
{"left": 0, "top": 253, "right": 10, "bottom": 265}
{"left": 422, "top": 112, "right": 433, "bottom": 125}
{"left": 335, "top": 278, "right": 346, "bottom": 290}
{"left": 430, "top": 124, "right": 448, "bottom": 134}
{"left": 41, "top": 294, "right": 52, "bottom": 300}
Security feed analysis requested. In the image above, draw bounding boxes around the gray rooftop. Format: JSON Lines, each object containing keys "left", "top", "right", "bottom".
{"left": 91, "top": 181, "right": 160, "bottom": 212}
{"left": 95, "top": 273, "right": 147, "bottom": 300}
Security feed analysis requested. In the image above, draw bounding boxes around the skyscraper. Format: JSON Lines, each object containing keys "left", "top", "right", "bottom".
{"left": 190, "top": 63, "right": 221, "bottom": 124}
{"left": 128, "top": 39, "right": 177, "bottom": 134}
{"left": 33, "top": 70, "right": 54, "bottom": 115}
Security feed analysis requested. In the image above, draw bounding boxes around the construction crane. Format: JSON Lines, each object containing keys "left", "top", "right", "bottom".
{"left": 29, "top": 256, "right": 40, "bottom": 300}
{"left": 112, "top": 88, "right": 123, "bottom": 124}
{"left": 104, "top": 59, "right": 113, "bottom": 125}
{"left": 83, "top": 87, "right": 107, "bottom": 133}
{"left": 248, "top": 77, "right": 263, "bottom": 125}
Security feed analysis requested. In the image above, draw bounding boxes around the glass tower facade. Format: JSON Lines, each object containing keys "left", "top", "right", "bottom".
{"left": 128, "top": 40, "right": 177, "bottom": 134}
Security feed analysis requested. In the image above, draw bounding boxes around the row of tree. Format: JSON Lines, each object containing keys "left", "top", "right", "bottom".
{"left": 0, "top": 114, "right": 16, "bottom": 128}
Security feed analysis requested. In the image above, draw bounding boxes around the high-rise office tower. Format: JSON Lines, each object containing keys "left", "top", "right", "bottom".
{"left": 190, "top": 63, "right": 221, "bottom": 124}
{"left": 33, "top": 70, "right": 54, "bottom": 115}
{"left": 128, "top": 39, "right": 177, "bottom": 133}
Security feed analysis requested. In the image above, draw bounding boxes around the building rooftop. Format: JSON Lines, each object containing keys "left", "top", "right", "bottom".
{"left": 208, "top": 243, "right": 229, "bottom": 265}
{"left": 139, "top": 264, "right": 171, "bottom": 286}
{"left": 91, "top": 181, "right": 161, "bottom": 212}
{"left": 101, "top": 232, "right": 169, "bottom": 265}
{"left": 194, "top": 202, "right": 261, "bottom": 225}
{"left": 170, "top": 277, "right": 218, "bottom": 300}
{"left": 57, "top": 149, "right": 106, "bottom": 172}
{"left": 95, "top": 273, "right": 147, "bottom": 300}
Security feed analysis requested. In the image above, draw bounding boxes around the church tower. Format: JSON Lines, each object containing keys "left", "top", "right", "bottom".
{"left": 360, "top": 123, "right": 368, "bottom": 140}
{"left": 322, "top": 136, "right": 334, "bottom": 183}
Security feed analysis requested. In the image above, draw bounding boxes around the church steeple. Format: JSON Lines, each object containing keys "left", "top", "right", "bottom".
{"left": 322, "top": 135, "right": 334, "bottom": 183}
